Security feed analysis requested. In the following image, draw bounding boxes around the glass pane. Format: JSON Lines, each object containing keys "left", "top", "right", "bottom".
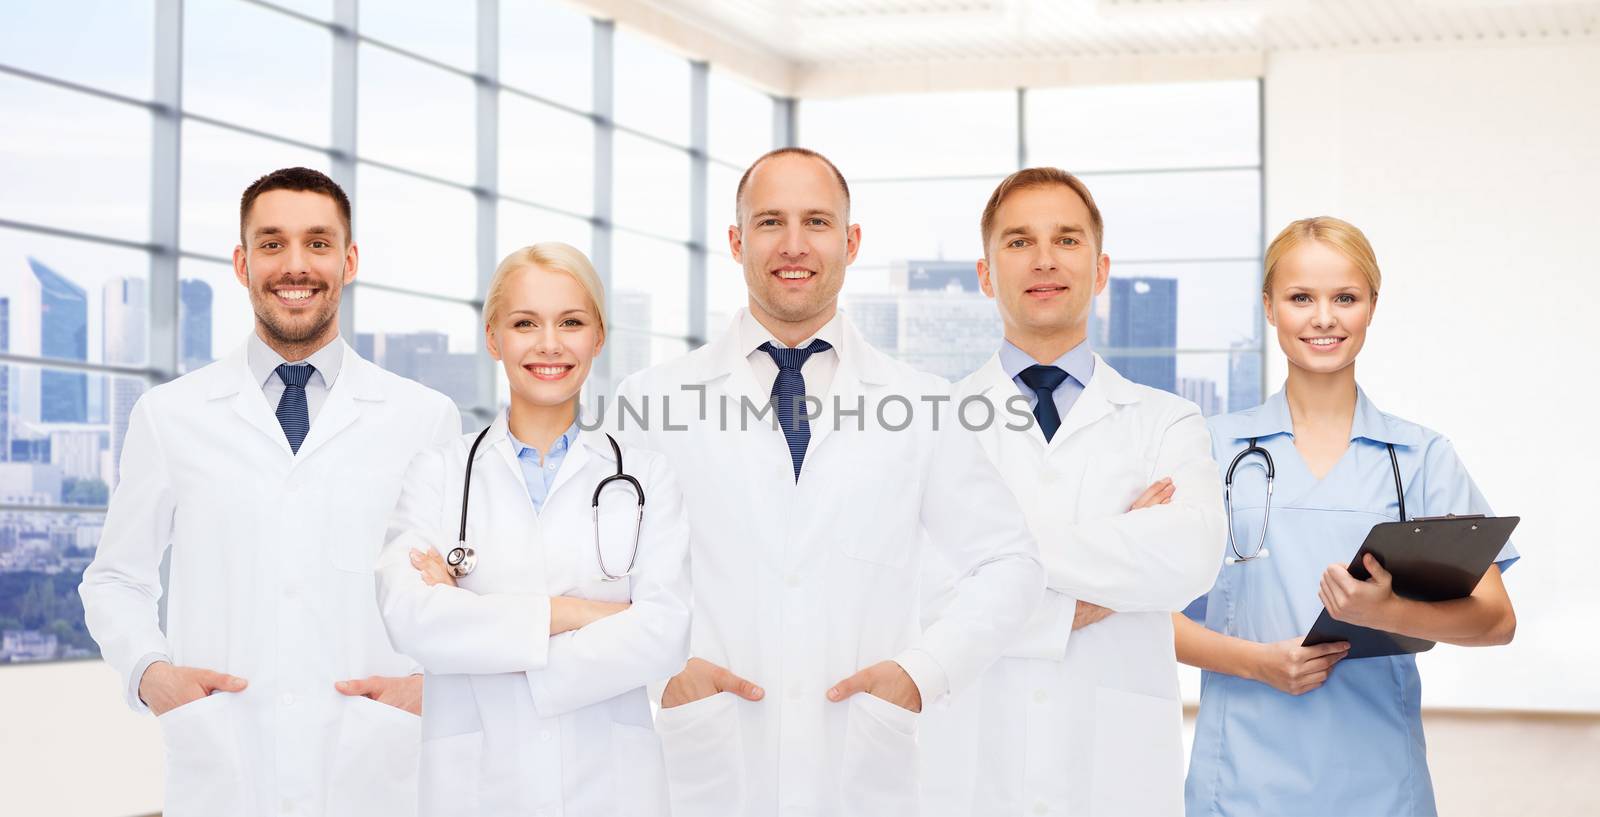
{"left": 180, "top": 120, "right": 330, "bottom": 254}
{"left": 613, "top": 28, "right": 689, "bottom": 145}
{"left": 499, "top": 0, "right": 592, "bottom": 111}
{"left": 499, "top": 93, "right": 593, "bottom": 215}
{"left": 706, "top": 253, "right": 745, "bottom": 337}
{"left": 613, "top": 132, "right": 691, "bottom": 239}
{"left": 1089, "top": 169, "right": 1261, "bottom": 262}
{"left": 0, "top": 226, "right": 150, "bottom": 370}
{"left": 799, "top": 91, "right": 1017, "bottom": 180}
{"left": 178, "top": 258, "right": 254, "bottom": 373}
{"left": 709, "top": 69, "right": 772, "bottom": 164}
{"left": 0, "top": 0, "right": 153, "bottom": 99}
{"left": 848, "top": 177, "right": 1000, "bottom": 269}
{"left": 1097, "top": 351, "right": 1261, "bottom": 417}
{"left": 355, "top": 164, "right": 478, "bottom": 299}
{"left": 1027, "top": 80, "right": 1259, "bottom": 172}
{"left": 352, "top": 288, "right": 483, "bottom": 408}
{"left": 840, "top": 288, "right": 1002, "bottom": 383}
{"left": 704, "top": 162, "right": 740, "bottom": 253}
{"left": 358, "top": 45, "right": 475, "bottom": 183}
{"left": 610, "top": 233, "right": 690, "bottom": 339}
{"left": 256, "top": 0, "right": 332, "bottom": 19}
{"left": 0, "top": 510, "right": 110, "bottom": 662}
{"left": 359, "top": 0, "right": 476, "bottom": 70}
{"left": 0, "top": 363, "right": 143, "bottom": 499}
{"left": 497, "top": 200, "right": 592, "bottom": 261}
{"left": 1088, "top": 261, "right": 1262, "bottom": 351}
{"left": 184, "top": 0, "right": 333, "bottom": 148}
{"left": 0, "top": 75, "right": 150, "bottom": 242}
{"left": 605, "top": 330, "right": 689, "bottom": 395}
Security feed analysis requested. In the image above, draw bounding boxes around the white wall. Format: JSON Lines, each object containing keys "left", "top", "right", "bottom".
{"left": 0, "top": 660, "right": 161, "bottom": 816}
{"left": 1262, "top": 38, "right": 1600, "bottom": 712}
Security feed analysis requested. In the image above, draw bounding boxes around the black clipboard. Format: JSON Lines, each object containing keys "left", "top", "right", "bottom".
{"left": 1302, "top": 514, "right": 1518, "bottom": 659}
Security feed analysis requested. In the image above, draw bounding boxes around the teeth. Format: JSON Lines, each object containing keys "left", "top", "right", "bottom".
{"left": 531, "top": 366, "right": 568, "bottom": 376}
{"left": 776, "top": 270, "right": 812, "bottom": 279}
{"left": 1308, "top": 338, "right": 1339, "bottom": 346}
{"left": 278, "top": 289, "right": 313, "bottom": 301}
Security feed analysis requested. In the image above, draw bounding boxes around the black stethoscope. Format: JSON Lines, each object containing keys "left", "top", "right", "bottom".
{"left": 1224, "top": 437, "right": 1407, "bottom": 564}
{"left": 446, "top": 427, "right": 645, "bottom": 581}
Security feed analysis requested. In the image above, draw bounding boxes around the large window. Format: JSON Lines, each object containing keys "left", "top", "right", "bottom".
{"left": 800, "top": 81, "right": 1265, "bottom": 412}
{"left": 0, "top": 0, "right": 776, "bottom": 664}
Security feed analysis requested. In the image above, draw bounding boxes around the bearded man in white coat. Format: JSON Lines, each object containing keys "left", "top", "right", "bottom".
{"left": 79, "top": 167, "right": 461, "bottom": 817}
{"left": 612, "top": 147, "right": 1045, "bottom": 816}
{"left": 917, "top": 167, "right": 1227, "bottom": 817}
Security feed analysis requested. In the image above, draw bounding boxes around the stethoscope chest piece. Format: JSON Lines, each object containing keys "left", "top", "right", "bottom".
{"left": 446, "top": 545, "right": 477, "bottom": 578}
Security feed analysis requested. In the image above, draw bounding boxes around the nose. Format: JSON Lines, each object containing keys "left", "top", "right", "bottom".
{"left": 1312, "top": 299, "right": 1337, "bottom": 330}
{"left": 778, "top": 223, "right": 808, "bottom": 260}
{"left": 533, "top": 323, "right": 562, "bottom": 355}
{"left": 1031, "top": 244, "right": 1058, "bottom": 273}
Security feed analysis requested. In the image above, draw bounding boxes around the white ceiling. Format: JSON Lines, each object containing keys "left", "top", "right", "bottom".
{"left": 574, "top": 0, "right": 1600, "bottom": 95}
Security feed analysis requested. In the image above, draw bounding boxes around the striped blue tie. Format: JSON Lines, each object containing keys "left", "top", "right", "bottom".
{"left": 275, "top": 363, "right": 314, "bottom": 455}
{"left": 761, "top": 340, "right": 832, "bottom": 481}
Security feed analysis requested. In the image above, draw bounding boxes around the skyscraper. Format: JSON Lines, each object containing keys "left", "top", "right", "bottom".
{"left": 0, "top": 295, "right": 10, "bottom": 462}
{"left": 1228, "top": 338, "right": 1264, "bottom": 412}
{"left": 1104, "top": 277, "right": 1178, "bottom": 393}
{"left": 179, "top": 279, "right": 214, "bottom": 372}
{"left": 104, "top": 278, "right": 147, "bottom": 485}
{"left": 25, "top": 258, "right": 89, "bottom": 423}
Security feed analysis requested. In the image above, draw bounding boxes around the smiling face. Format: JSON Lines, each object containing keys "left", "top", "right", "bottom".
{"left": 977, "top": 184, "right": 1109, "bottom": 348}
{"left": 1265, "top": 240, "right": 1378, "bottom": 377}
{"left": 486, "top": 264, "right": 603, "bottom": 411}
{"left": 233, "top": 188, "right": 356, "bottom": 354}
{"left": 730, "top": 152, "right": 859, "bottom": 341}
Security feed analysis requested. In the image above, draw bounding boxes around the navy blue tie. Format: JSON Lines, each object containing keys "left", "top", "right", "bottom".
{"left": 1019, "top": 364, "right": 1069, "bottom": 442}
{"left": 275, "top": 363, "right": 314, "bottom": 454}
{"left": 761, "top": 340, "right": 832, "bottom": 481}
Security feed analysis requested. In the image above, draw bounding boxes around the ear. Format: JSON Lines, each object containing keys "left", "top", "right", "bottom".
{"left": 484, "top": 322, "right": 501, "bottom": 362}
{"left": 1091, "top": 252, "right": 1110, "bottom": 296}
{"left": 343, "top": 241, "right": 359, "bottom": 285}
{"left": 844, "top": 223, "right": 862, "bottom": 266}
{"left": 976, "top": 257, "right": 995, "bottom": 299}
{"left": 1262, "top": 291, "right": 1277, "bottom": 328}
{"left": 728, "top": 224, "right": 743, "bottom": 263}
{"left": 233, "top": 245, "right": 250, "bottom": 288}
{"left": 1367, "top": 291, "right": 1379, "bottom": 325}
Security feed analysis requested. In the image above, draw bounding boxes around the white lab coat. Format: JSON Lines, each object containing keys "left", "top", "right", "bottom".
{"left": 374, "top": 411, "right": 692, "bottom": 817}
{"left": 78, "top": 338, "right": 461, "bottom": 817}
{"left": 919, "top": 353, "right": 1226, "bottom": 817}
{"left": 612, "top": 309, "right": 1045, "bottom": 817}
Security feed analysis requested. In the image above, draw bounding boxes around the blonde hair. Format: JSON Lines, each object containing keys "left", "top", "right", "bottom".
{"left": 1263, "top": 216, "right": 1382, "bottom": 296}
{"left": 483, "top": 242, "right": 607, "bottom": 338}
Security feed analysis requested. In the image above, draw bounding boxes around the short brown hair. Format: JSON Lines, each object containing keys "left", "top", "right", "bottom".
{"left": 735, "top": 147, "right": 851, "bottom": 225}
{"left": 980, "top": 167, "right": 1104, "bottom": 255}
{"left": 239, "top": 166, "right": 353, "bottom": 244}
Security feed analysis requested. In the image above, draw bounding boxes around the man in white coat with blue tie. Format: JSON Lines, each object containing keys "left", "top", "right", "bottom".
{"left": 919, "top": 167, "right": 1227, "bottom": 816}
{"left": 613, "top": 147, "right": 1046, "bottom": 816}
{"left": 79, "top": 167, "right": 461, "bottom": 817}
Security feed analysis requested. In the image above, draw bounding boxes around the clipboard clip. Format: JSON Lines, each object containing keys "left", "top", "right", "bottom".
{"left": 1409, "top": 513, "right": 1486, "bottom": 522}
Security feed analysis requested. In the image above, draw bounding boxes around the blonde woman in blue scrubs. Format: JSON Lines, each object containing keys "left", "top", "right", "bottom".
{"left": 1176, "top": 217, "right": 1519, "bottom": 816}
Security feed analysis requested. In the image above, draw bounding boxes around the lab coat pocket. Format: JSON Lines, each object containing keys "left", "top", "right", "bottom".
{"left": 840, "top": 692, "right": 920, "bottom": 817}
{"left": 418, "top": 730, "right": 483, "bottom": 817}
{"left": 1089, "top": 687, "right": 1183, "bottom": 817}
{"left": 654, "top": 691, "right": 746, "bottom": 817}
{"left": 158, "top": 691, "right": 251, "bottom": 817}
{"left": 609, "top": 721, "right": 670, "bottom": 817}
{"left": 327, "top": 694, "right": 422, "bottom": 817}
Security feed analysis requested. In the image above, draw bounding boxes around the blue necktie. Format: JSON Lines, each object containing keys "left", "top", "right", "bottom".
{"left": 275, "top": 363, "right": 315, "bottom": 455}
{"left": 1019, "top": 364, "right": 1069, "bottom": 442}
{"left": 761, "top": 339, "right": 832, "bottom": 481}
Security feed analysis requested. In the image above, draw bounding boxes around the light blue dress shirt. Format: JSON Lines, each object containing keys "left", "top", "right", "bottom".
{"left": 1184, "top": 387, "right": 1519, "bottom": 817}
{"left": 999, "top": 338, "right": 1096, "bottom": 423}
{"left": 509, "top": 420, "right": 580, "bottom": 513}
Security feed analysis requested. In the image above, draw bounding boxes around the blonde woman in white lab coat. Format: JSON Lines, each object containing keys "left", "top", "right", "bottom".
{"left": 375, "top": 242, "right": 692, "bottom": 817}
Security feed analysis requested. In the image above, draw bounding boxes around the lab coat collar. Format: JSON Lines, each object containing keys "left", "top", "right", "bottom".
{"left": 688, "top": 307, "right": 892, "bottom": 402}
{"left": 969, "top": 351, "right": 1140, "bottom": 451}
{"left": 207, "top": 337, "right": 383, "bottom": 458}
{"left": 480, "top": 409, "right": 620, "bottom": 502}
{"left": 1217, "top": 386, "right": 1426, "bottom": 447}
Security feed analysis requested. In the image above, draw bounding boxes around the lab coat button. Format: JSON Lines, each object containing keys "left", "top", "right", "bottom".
{"left": 1032, "top": 800, "right": 1049, "bottom": 815}
{"left": 280, "top": 692, "right": 295, "bottom": 706}
{"left": 540, "top": 730, "right": 552, "bottom": 742}
{"left": 1032, "top": 689, "right": 1047, "bottom": 704}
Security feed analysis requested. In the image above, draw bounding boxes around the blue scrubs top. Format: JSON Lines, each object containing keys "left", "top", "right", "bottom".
{"left": 1184, "top": 388, "right": 1519, "bottom": 817}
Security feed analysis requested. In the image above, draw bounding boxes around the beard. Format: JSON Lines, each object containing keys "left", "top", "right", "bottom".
{"left": 251, "top": 279, "right": 341, "bottom": 346}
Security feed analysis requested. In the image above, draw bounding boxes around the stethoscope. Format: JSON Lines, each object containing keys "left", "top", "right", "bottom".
{"left": 1224, "top": 437, "right": 1407, "bottom": 564}
{"left": 446, "top": 427, "right": 645, "bottom": 582}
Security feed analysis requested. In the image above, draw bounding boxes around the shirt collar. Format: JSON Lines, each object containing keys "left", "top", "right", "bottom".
{"left": 999, "top": 338, "right": 1095, "bottom": 388}
{"left": 509, "top": 419, "right": 581, "bottom": 460}
{"left": 1219, "top": 386, "right": 1425, "bottom": 447}
{"left": 247, "top": 332, "right": 343, "bottom": 390}
{"left": 740, "top": 308, "right": 844, "bottom": 358}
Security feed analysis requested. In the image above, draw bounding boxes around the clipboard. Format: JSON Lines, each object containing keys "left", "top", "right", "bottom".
{"left": 1302, "top": 514, "right": 1519, "bottom": 659}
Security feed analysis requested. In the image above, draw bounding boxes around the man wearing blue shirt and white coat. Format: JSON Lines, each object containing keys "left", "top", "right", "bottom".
{"left": 79, "top": 167, "right": 460, "bottom": 817}
{"left": 919, "top": 167, "right": 1227, "bottom": 817}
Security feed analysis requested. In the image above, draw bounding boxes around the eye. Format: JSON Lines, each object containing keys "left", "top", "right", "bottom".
{"left": 560, "top": 318, "right": 584, "bottom": 327}
{"left": 1057, "top": 237, "right": 1080, "bottom": 246}
{"left": 1335, "top": 293, "right": 1358, "bottom": 304}
{"left": 513, "top": 319, "right": 533, "bottom": 329}
{"left": 758, "top": 218, "right": 779, "bottom": 227}
{"left": 261, "top": 241, "right": 282, "bottom": 250}
{"left": 309, "top": 240, "right": 331, "bottom": 249}
{"left": 806, "top": 217, "right": 828, "bottom": 227}
{"left": 1007, "top": 238, "right": 1028, "bottom": 249}
{"left": 1290, "top": 293, "right": 1312, "bottom": 304}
